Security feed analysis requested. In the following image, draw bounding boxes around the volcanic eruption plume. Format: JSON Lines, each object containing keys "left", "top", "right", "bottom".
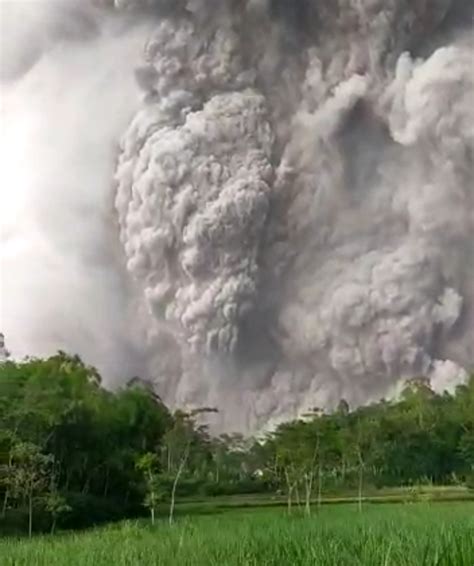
{"left": 1, "top": 0, "right": 473, "bottom": 430}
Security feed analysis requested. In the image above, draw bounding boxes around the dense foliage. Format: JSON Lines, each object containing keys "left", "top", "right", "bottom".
{"left": 0, "top": 353, "right": 473, "bottom": 535}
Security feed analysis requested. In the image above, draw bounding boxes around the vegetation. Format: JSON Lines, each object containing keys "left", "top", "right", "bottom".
{"left": 1, "top": 504, "right": 473, "bottom": 565}
{"left": 0, "top": 352, "right": 473, "bottom": 537}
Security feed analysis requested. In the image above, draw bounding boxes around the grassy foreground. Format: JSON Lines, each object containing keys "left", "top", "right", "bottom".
{"left": 1, "top": 503, "right": 473, "bottom": 566}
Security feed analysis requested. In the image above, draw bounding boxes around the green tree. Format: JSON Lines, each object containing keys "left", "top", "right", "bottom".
{"left": 8, "top": 442, "right": 53, "bottom": 537}
{"left": 456, "top": 376, "right": 474, "bottom": 479}
{"left": 165, "top": 408, "right": 216, "bottom": 525}
{"left": 44, "top": 489, "right": 71, "bottom": 535}
{"left": 135, "top": 453, "right": 164, "bottom": 526}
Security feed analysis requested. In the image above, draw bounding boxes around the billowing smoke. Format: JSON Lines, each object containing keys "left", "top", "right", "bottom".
{"left": 1, "top": 0, "right": 473, "bottom": 430}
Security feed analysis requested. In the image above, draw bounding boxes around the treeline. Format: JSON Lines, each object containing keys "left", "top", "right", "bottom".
{"left": 0, "top": 353, "right": 473, "bottom": 535}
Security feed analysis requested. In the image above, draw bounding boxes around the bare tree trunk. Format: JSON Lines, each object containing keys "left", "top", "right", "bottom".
{"left": 304, "top": 473, "right": 313, "bottom": 517}
{"left": 310, "top": 433, "right": 321, "bottom": 515}
{"left": 358, "top": 462, "right": 363, "bottom": 513}
{"left": 284, "top": 469, "right": 293, "bottom": 515}
{"left": 2, "top": 453, "right": 13, "bottom": 518}
{"left": 51, "top": 516, "right": 57, "bottom": 535}
{"left": 82, "top": 477, "right": 90, "bottom": 495}
{"left": 103, "top": 466, "right": 110, "bottom": 498}
{"left": 148, "top": 470, "right": 156, "bottom": 526}
{"left": 295, "top": 484, "right": 301, "bottom": 509}
{"left": 28, "top": 492, "right": 33, "bottom": 538}
{"left": 169, "top": 444, "right": 189, "bottom": 526}
{"left": 317, "top": 465, "right": 323, "bottom": 512}
{"left": 2, "top": 489, "right": 9, "bottom": 518}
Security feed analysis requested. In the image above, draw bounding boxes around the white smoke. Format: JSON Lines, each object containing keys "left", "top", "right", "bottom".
{"left": 1, "top": 0, "right": 473, "bottom": 430}
{"left": 0, "top": 1, "right": 152, "bottom": 379}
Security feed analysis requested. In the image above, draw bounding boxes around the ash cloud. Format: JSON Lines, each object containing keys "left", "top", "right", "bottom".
{"left": 0, "top": 1, "right": 152, "bottom": 380}
{"left": 1, "top": 0, "right": 473, "bottom": 430}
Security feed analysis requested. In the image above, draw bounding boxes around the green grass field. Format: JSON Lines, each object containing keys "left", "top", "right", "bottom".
{"left": 1, "top": 502, "right": 473, "bottom": 566}
{"left": 175, "top": 485, "right": 474, "bottom": 512}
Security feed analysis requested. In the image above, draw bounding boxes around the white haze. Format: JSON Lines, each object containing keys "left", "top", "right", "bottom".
{"left": 0, "top": 0, "right": 473, "bottom": 431}
{"left": 0, "top": 1, "right": 151, "bottom": 378}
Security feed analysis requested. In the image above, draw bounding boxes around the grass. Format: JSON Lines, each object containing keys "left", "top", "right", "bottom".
{"left": 1, "top": 503, "right": 473, "bottom": 565}
{"left": 175, "top": 485, "right": 474, "bottom": 512}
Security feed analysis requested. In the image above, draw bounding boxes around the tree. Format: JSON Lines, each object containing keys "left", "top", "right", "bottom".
{"left": 165, "top": 408, "right": 216, "bottom": 525}
{"left": 342, "top": 411, "right": 377, "bottom": 512}
{"left": 211, "top": 433, "right": 249, "bottom": 486}
{"left": 8, "top": 442, "right": 53, "bottom": 537}
{"left": 301, "top": 408, "right": 328, "bottom": 515}
{"left": 455, "top": 376, "right": 474, "bottom": 476}
{"left": 317, "top": 419, "right": 343, "bottom": 508}
{"left": 1, "top": 350, "right": 473, "bottom": 536}
{"left": 0, "top": 430, "right": 18, "bottom": 518}
{"left": 135, "top": 453, "right": 164, "bottom": 526}
{"left": 401, "top": 377, "right": 435, "bottom": 430}
{"left": 273, "top": 422, "right": 306, "bottom": 514}
{"left": 44, "top": 488, "right": 71, "bottom": 535}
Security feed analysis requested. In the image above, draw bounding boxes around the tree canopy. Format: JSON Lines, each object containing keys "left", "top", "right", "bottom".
{"left": 0, "top": 353, "right": 473, "bottom": 535}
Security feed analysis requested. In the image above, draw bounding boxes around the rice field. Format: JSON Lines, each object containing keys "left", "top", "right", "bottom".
{"left": 1, "top": 503, "right": 473, "bottom": 565}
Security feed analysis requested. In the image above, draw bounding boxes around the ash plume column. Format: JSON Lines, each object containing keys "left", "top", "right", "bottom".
{"left": 1, "top": 0, "right": 472, "bottom": 432}
{"left": 114, "top": 0, "right": 474, "bottom": 430}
